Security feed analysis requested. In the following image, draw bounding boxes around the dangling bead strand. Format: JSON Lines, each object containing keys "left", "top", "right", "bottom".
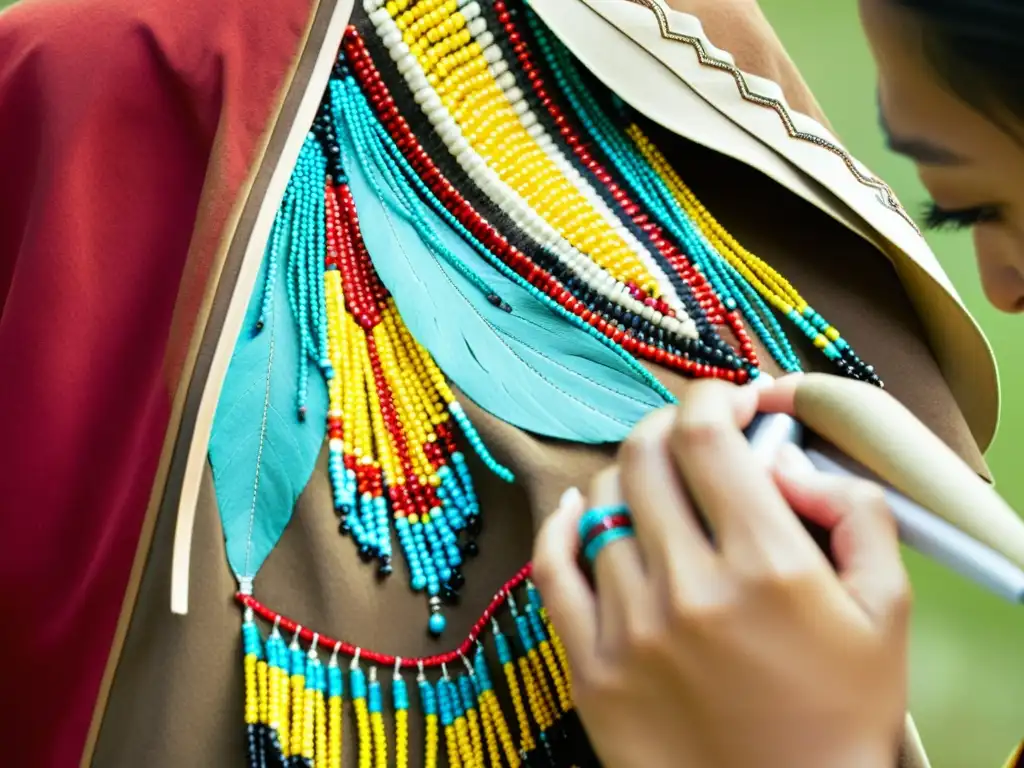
{"left": 393, "top": 661, "right": 411, "bottom": 768}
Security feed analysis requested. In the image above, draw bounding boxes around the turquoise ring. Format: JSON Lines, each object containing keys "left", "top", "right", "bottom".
{"left": 578, "top": 504, "right": 634, "bottom": 566}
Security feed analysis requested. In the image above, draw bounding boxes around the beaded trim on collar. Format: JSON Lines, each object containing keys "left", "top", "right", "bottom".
{"left": 620, "top": 0, "right": 919, "bottom": 233}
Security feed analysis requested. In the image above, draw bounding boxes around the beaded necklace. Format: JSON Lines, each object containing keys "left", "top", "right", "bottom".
{"left": 523, "top": 12, "right": 878, "bottom": 384}
{"left": 349, "top": 23, "right": 751, "bottom": 384}
{"left": 210, "top": 5, "right": 886, "bottom": 767}
{"left": 470, "top": 0, "right": 759, "bottom": 373}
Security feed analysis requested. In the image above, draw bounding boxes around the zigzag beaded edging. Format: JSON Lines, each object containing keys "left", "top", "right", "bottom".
{"left": 619, "top": 0, "right": 921, "bottom": 235}
{"left": 238, "top": 564, "right": 533, "bottom": 669}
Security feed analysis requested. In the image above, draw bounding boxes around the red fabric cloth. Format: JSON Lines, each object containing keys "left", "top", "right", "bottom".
{"left": 0, "top": 0, "right": 311, "bottom": 763}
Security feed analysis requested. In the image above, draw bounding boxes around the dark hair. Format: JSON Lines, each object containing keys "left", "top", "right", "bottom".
{"left": 892, "top": 0, "right": 1024, "bottom": 126}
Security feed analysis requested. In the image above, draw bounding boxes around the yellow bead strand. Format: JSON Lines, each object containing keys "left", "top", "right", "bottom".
{"left": 481, "top": 688, "right": 520, "bottom": 768}
{"left": 464, "top": 702, "right": 486, "bottom": 768}
{"left": 544, "top": 619, "right": 573, "bottom": 696}
{"left": 444, "top": 723, "right": 464, "bottom": 768}
{"left": 454, "top": 710, "right": 478, "bottom": 768}
{"left": 517, "top": 655, "right": 553, "bottom": 732}
{"left": 396, "top": 707, "right": 410, "bottom": 768}
{"left": 354, "top": 693, "right": 372, "bottom": 768}
{"left": 375, "top": 312, "right": 434, "bottom": 479}
{"left": 502, "top": 661, "right": 536, "bottom": 754}
{"left": 268, "top": 660, "right": 283, "bottom": 748}
{"left": 315, "top": 686, "right": 328, "bottom": 768}
{"left": 302, "top": 681, "right": 316, "bottom": 761}
{"left": 425, "top": 713, "right": 440, "bottom": 768}
{"left": 279, "top": 660, "right": 292, "bottom": 758}
{"left": 349, "top": 316, "right": 376, "bottom": 477}
{"left": 257, "top": 659, "right": 270, "bottom": 727}
{"left": 324, "top": 270, "right": 347, "bottom": 463}
{"left": 244, "top": 653, "right": 259, "bottom": 726}
{"left": 477, "top": 693, "right": 505, "bottom": 768}
{"left": 627, "top": 123, "right": 845, "bottom": 347}
{"left": 290, "top": 667, "right": 306, "bottom": 757}
{"left": 537, "top": 639, "right": 571, "bottom": 714}
{"left": 526, "top": 648, "right": 558, "bottom": 721}
{"left": 328, "top": 691, "right": 343, "bottom": 768}
{"left": 371, "top": 709, "right": 388, "bottom": 768}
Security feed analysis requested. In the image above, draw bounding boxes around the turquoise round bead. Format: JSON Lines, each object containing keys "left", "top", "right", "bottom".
{"left": 428, "top": 612, "right": 447, "bottom": 636}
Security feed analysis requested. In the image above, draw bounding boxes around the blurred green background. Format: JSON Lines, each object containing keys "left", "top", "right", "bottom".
{"left": 758, "top": 2, "right": 1024, "bottom": 766}
{"left": 0, "top": 0, "right": 1017, "bottom": 765}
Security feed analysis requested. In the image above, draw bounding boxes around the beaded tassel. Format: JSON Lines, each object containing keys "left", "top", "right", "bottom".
{"left": 260, "top": 38, "right": 519, "bottom": 639}
{"left": 321, "top": 173, "right": 513, "bottom": 633}
{"left": 473, "top": 646, "right": 519, "bottom": 768}
{"left": 419, "top": 675, "right": 441, "bottom": 768}
{"left": 351, "top": 664, "right": 372, "bottom": 768}
{"left": 368, "top": 669, "right": 388, "bottom": 768}
{"left": 328, "top": 647, "right": 344, "bottom": 768}
{"left": 393, "top": 666, "right": 410, "bottom": 768}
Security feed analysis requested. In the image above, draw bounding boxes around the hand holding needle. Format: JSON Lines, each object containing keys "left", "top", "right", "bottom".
{"left": 745, "top": 409, "right": 1024, "bottom": 605}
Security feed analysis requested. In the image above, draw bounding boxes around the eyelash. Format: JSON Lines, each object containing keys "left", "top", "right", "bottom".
{"left": 922, "top": 202, "right": 1002, "bottom": 231}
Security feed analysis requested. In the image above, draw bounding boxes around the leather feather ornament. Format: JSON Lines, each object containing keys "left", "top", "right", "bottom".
{"left": 208, "top": 219, "right": 329, "bottom": 582}
{"left": 336, "top": 89, "right": 672, "bottom": 443}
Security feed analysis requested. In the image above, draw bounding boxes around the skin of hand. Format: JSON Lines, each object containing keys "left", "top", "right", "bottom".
{"left": 532, "top": 379, "right": 911, "bottom": 768}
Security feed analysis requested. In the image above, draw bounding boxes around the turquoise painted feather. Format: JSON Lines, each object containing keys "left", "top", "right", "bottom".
{"left": 208, "top": 191, "right": 329, "bottom": 582}
{"left": 335, "top": 83, "right": 672, "bottom": 444}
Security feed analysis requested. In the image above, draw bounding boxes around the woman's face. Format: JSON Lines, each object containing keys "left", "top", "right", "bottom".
{"left": 859, "top": 0, "right": 1024, "bottom": 313}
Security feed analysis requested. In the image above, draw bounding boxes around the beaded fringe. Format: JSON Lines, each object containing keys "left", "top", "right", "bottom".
{"left": 241, "top": 575, "right": 597, "bottom": 768}
{"left": 232, "top": 1, "right": 891, "bottom": 763}
{"left": 270, "top": 12, "right": 883, "bottom": 632}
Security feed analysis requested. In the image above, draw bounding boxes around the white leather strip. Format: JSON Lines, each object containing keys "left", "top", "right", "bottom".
{"left": 169, "top": 0, "right": 358, "bottom": 616}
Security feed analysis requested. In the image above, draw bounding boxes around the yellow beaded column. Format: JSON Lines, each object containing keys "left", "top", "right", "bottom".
{"left": 383, "top": 0, "right": 662, "bottom": 296}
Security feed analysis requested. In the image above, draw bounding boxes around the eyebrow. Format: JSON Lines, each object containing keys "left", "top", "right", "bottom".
{"left": 877, "top": 101, "right": 966, "bottom": 166}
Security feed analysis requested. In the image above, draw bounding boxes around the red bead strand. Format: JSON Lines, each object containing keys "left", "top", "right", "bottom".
{"left": 237, "top": 563, "right": 534, "bottom": 668}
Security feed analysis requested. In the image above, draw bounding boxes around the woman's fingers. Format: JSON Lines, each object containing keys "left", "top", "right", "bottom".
{"left": 773, "top": 445, "right": 911, "bottom": 626}
{"left": 756, "top": 373, "right": 801, "bottom": 416}
{"left": 667, "top": 380, "right": 825, "bottom": 572}
{"left": 617, "top": 407, "right": 719, "bottom": 592}
{"left": 532, "top": 487, "right": 598, "bottom": 667}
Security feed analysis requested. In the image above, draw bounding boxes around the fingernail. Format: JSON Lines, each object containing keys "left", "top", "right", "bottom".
{"left": 558, "top": 486, "right": 584, "bottom": 512}
{"left": 774, "top": 444, "right": 816, "bottom": 478}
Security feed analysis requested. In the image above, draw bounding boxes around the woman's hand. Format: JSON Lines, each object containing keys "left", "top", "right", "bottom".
{"left": 533, "top": 379, "right": 910, "bottom": 768}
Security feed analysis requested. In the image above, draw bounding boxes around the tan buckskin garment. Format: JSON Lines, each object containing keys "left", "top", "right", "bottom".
{"left": 84, "top": 1, "right": 997, "bottom": 766}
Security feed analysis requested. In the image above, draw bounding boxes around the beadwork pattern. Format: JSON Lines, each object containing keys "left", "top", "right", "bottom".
{"left": 224, "top": 2, "right": 891, "bottom": 764}
{"left": 344, "top": 30, "right": 749, "bottom": 383}
{"left": 321, "top": 175, "right": 512, "bottom": 634}
{"left": 241, "top": 571, "right": 597, "bottom": 768}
